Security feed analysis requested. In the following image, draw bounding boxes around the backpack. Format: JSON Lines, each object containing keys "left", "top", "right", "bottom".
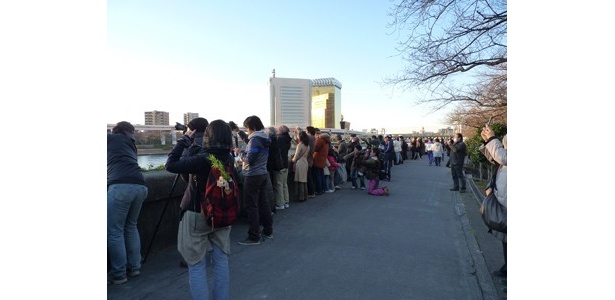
{"left": 201, "top": 154, "right": 241, "bottom": 228}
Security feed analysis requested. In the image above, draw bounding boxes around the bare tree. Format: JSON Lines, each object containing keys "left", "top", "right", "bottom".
{"left": 385, "top": 0, "right": 507, "bottom": 113}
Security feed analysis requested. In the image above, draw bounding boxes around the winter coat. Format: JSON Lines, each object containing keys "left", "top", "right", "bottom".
{"left": 449, "top": 140, "right": 467, "bottom": 166}
{"left": 383, "top": 140, "right": 395, "bottom": 160}
{"left": 479, "top": 137, "right": 507, "bottom": 208}
{"left": 292, "top": 143, "right": 310, "bottom": 183}
{"left": 277, "top": 132, "right": 292, "bottom": 169}
{"left": 243, "top": 130, "right": 270, "bottom": 176}
{"left": 107, "top": 132, "right": 146, "bottom": 187}
{"left": 165, "top": 136, "right": 233, "bottom": 212}
{"left": 312, "top": 134, "right": 330, "bottom": 169}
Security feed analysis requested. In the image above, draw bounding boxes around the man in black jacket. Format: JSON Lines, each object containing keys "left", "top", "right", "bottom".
{"left": 107, "top": 121, "right": 149, "bottom": 285}
{"left": 449, "top": 133, "right": 468, "bottom": 193}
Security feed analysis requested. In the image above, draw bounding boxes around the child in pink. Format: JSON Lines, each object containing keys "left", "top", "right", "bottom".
{"left": 326, "top": 148, "right": 341, "bottom": 192}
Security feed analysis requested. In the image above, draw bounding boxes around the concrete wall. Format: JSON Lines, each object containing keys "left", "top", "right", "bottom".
{"left": 138, "top": 171, "right": 187, "bottom": 258}
{"left": 136, "top": 169, "right": 298, "bottom": 257}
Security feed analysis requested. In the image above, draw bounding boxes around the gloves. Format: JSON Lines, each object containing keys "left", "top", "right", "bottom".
{"left": 176, "top": 135, "right": 192, "bottom": 148}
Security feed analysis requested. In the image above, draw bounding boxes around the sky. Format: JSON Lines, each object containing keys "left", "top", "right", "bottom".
{"left": 5, "top": 1, "right": 615, "bottom": 298}
{"left": 106, "top": 0, "right": 454, "bottom": 133}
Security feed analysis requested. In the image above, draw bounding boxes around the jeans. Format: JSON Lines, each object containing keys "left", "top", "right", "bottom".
{"left": 107, "top": 183, "right": 148, "bottom": 278}
{"left": 188, "top": 243, "right": 229, "bottom": 300}
{"left": 350, "top": 169, "right": 365, "bottom": 188}
{"left": 312, "top": 167, "right": 325, "bottom": 194}
{"left": 384, "top": 158, "right": 394, "bottom": 179}
{"left": 427, "top": 151, "right": 434, "bottom": 165}
{"left": 244, "top": 174, "right": 273, "bottom": 241}
{"left": 325, "top": 174, "right": 334, "bottom": 191}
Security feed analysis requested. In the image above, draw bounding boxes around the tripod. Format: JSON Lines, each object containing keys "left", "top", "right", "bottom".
{"left": 142, "top": 173, "right": 181, "bottom": 264}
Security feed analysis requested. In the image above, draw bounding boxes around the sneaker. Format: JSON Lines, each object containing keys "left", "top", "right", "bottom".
{"left": 459, "top": 189, "right": 466, "bottom": 193}
{"left": 127, "top": 269, "right": 141, "bottom": 277}
{"left": 357, "top": 172, "right": 364, "bottom": 176}
{"left": 360, "top": 187, "right": 365, "bottom": 190}
{"left": 334, "top": 186, "right": 341, "bottom": 189}
{"left": 262, "top": 233, "right": 274, "bottom": 239}
{"left": 351, "top": 186, "right": 357, "bottom": 190}
{"left": 275, "top": 205, "right": 285, "bottom": 210}
{"left": 308, "top": 194, "right": 316, "bottom": 198}
{"left": 238, "top": 238, "right": 260, "bottom": 246}
{"left": 284, "top": 203, "right": 290, "bottom": 208}
{"left": 108, "top": 275, "right": 128, "bottom": 285}
{"left": 449, "top": 188, "right": 459, "bottom": 191}
{"left": 325, "top": 189, "right": 334, "bottom": 193}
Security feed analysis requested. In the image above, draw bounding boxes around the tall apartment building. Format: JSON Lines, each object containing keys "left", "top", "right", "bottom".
{"left": 269, "top": 70, "right": 312, "bottom": 128}
{"left": 183, "top": 112, "right": 199, "bottom": 125}
{"left": 311, "top": 78, "right": 342, "bottom": 129}
{"left": 269, "top": 70, "right": 343, "bottom": 129}
{"left": 144, "top": 110, "right": 170, "bottom": 125}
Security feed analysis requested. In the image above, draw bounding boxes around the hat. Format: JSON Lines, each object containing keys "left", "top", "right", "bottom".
{"left": 385, "top": 134, "right": 392, "bottom": 138}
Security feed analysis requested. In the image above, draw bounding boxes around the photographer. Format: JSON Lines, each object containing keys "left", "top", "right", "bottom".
{"left": 179, "top": 118, "right": 209, "bottom": 184}
{"left": 479, "top": 127, "right": 507, "bottom": 281}
{"left": 343, "top": 143, "right": 366, "bottom": 190}
{"left": 107, "top": 121, "right": 148, "bottom": 285}
{"left": 165, "top": 119, "right": 234, "bottom": 300}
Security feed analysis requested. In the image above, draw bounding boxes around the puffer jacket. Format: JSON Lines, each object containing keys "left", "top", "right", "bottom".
{"left": 243, "top": 130, "right": 270, "bottom": 176}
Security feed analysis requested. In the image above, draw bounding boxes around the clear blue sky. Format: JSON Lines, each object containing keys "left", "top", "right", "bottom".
{"left": 107, "top": 0, "right": 453, "bottom": 133}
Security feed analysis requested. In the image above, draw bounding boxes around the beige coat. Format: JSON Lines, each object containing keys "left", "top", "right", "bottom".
{"left": 292, "top": 143, "right": 310, "bottom": 183}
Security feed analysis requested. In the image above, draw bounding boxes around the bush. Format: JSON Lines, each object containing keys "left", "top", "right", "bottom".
{"left": 466, "top": 123, "right": 507, "bottom": 167}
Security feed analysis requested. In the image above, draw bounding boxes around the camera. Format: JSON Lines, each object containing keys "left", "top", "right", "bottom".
{"left": 175, "top": 122, "right": 188, "bottom": 132}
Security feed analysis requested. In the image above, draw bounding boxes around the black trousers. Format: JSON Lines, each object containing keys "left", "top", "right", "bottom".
{"left": 451, "top": 164, "right": 466, "bottom": 189}
{"left": 244, "top": 174, "right": 273, "bottom": 241}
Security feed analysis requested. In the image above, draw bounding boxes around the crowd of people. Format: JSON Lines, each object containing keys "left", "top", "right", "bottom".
{"left": 108, "top": 117, "right": 505, "bottom": 300}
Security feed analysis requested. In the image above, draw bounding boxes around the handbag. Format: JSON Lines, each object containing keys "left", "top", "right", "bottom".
{"left": 479, "top": 192, "right": 507, "bottom": 233}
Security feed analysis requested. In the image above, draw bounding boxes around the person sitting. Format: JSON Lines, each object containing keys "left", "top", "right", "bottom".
{"left": 361, "top": 148, "right": 389, "bottom": 196}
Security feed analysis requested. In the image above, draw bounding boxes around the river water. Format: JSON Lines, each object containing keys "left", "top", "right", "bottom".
{"left": 138, "top": 154, "right": 168, "bottom": 169}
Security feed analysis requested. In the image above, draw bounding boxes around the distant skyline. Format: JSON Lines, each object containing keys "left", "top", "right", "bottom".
{"left": 106, "top": 1, "right": 456, "bottom": 133}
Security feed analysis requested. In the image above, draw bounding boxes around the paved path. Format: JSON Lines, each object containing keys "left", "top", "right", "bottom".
{"left": 108, "top": 157, "right": 501, "bottom": 300}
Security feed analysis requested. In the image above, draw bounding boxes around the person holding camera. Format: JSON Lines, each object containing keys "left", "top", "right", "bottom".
{"left": 479, "top": 126, "right": 507, "bottom": 281}
{"left": 343, "top": 142, "right": 366, "bottom": 190}
{"left": 449, "top": 133, "right": 468, "bottom": 192}
{"left": 107, "top": 121, "right": 149, "bottom": 285}
{"left": 238, "top": 115, "right": 273, "bottom": 246}
{"left": 165, "top": 119, "right": 235, "bottom": 300}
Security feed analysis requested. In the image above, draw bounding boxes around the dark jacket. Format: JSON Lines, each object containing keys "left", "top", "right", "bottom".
{"left": 277, "top": 132, "right": 292, "bottom": 169}
{"left": 267, "top": 135, "right": 284, "bottom": 172}
{"left": 243, "top": 130, "right": 270, "bottom": 176}
{"left": 107, "top": 132, "right": 146, "bottom": 187}
{"left": 383, "top": 140, "right": 395, "bottom": 161}
{"left": 450, "top": 140, "right": 467, "bottom": 166}
{"left": 165, "top": 135, "right": 234, "bottom": 213}
{"left": 336, "top": 140, "right": 348, "bottom": 163}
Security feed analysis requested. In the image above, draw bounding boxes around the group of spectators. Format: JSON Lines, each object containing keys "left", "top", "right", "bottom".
{"left": 108, "top": 117, "right": 506, "bottom": 300}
